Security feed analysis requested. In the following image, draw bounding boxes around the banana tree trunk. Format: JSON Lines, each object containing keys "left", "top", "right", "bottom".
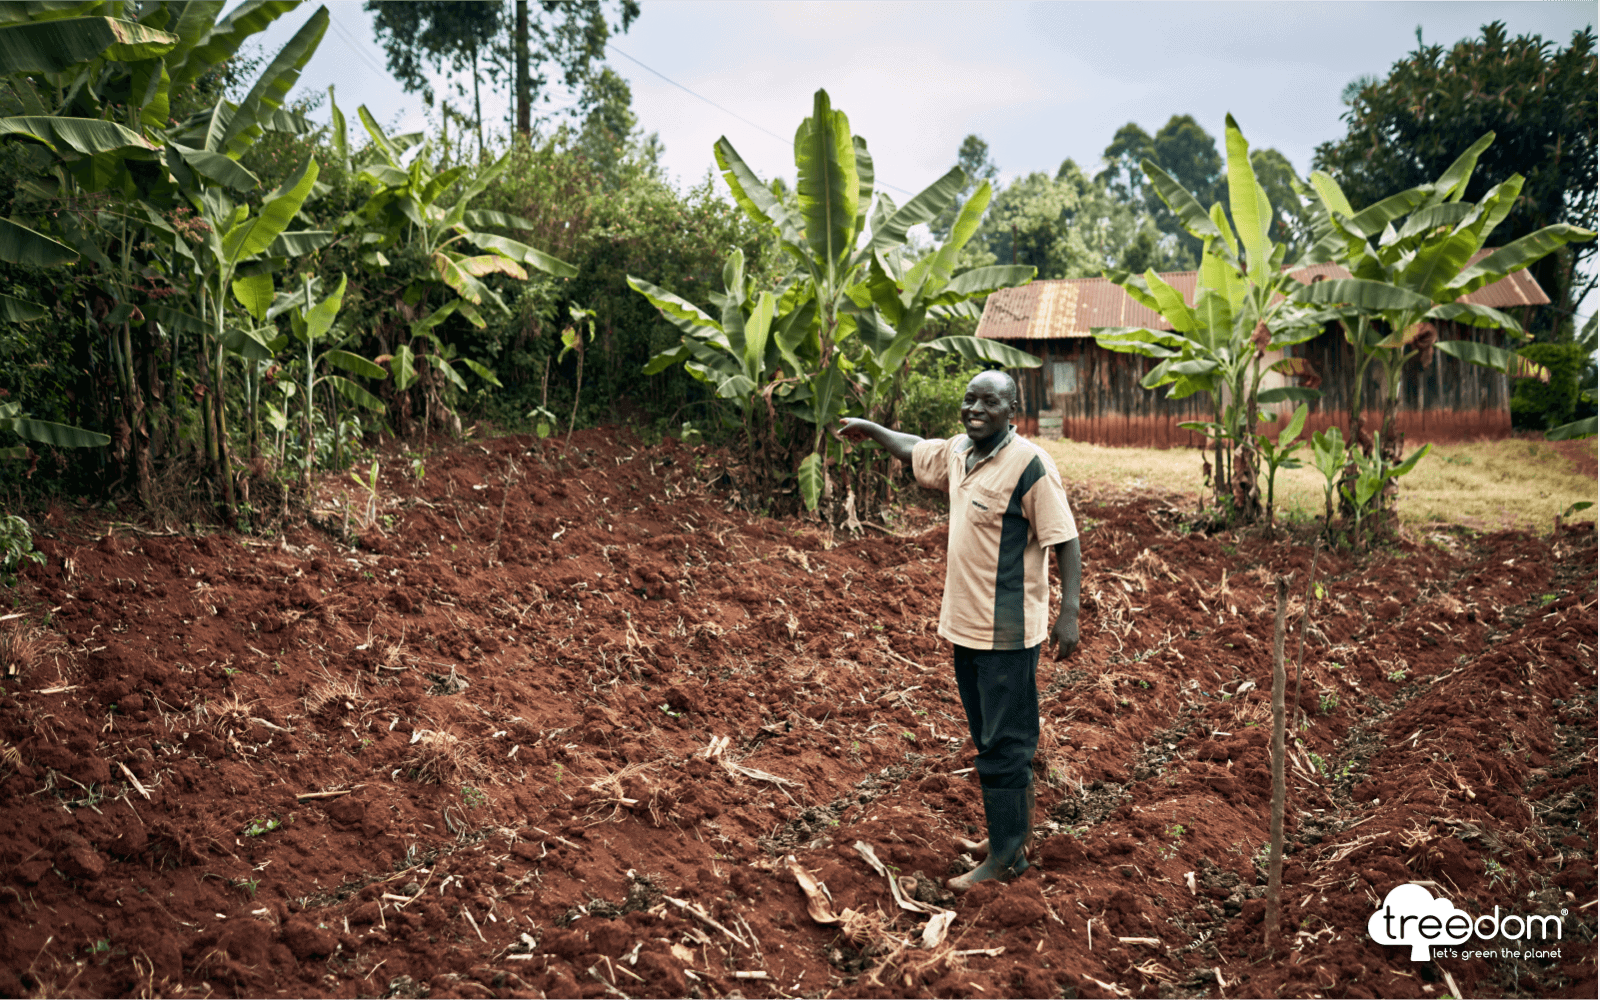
{"left": 213, "top": 336, "right": 236, "bottom": 517}
{"left": 246, "top": 362, "right": 259, "bottom": 465}
{"left": 122, "top": 319, "right": 152, "bottom": 508}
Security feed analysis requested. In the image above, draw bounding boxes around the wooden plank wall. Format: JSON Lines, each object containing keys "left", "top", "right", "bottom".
{"left": 1007, "top": 321, "right": 1516, "bottom": 448}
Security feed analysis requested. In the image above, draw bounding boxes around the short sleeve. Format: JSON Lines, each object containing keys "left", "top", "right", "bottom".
{"left": 1022, "top": 453, "right": 1077, "bottom": 547}
{"left": 911, "top": 438, "right": 952, "bottom": 492}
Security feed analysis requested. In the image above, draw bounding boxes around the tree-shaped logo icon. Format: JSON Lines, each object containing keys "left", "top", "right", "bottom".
{"left": 1368, "top": 884, "right": 1472, "bottom": 960}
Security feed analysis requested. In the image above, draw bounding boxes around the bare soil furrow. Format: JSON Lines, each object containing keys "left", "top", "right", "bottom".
{"left": 0, "top": 429, "right": 1591, "bottom": 999}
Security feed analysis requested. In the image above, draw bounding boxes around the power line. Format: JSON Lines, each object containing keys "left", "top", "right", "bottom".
{"left": 606, "top": 42, "right": 788, "bottom": 147}
{"left": 327, "top": 12, "right": 391, "bottom": 80}
{"left": 605, "top": 42, "right": 915, "bottom": 198}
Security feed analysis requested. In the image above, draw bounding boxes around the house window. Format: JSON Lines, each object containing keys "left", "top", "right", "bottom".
{"left": 1052, "top": 361, "right": 1079, "bottom": 394}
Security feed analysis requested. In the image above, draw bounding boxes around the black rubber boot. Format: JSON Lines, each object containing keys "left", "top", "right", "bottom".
{"left": 958, "top": 778, "right": 1037, "bottom": 860}
{"left": 947, "top": 781, "right": 1033, "bottom": 892}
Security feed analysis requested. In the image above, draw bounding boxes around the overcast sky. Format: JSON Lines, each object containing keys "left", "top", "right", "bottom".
{"left": 273, "top": 0, "right": 1595, "bottom": 196}
{"left": 261, "top": 1, "right": 1596, "bottom": 316}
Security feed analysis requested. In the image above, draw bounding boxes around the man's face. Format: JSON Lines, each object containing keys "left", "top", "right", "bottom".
{"left": 960, "top": 374, "right": 1015, "bottom": 442}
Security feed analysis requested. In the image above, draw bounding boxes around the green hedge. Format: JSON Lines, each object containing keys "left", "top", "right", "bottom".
{"left": 1511, "top": 342, "right": 1587, "bottom": 431}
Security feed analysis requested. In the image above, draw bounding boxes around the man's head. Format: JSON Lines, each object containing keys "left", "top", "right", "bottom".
{"left": 961, "top": 370, "right": 1018, "bottom": 443}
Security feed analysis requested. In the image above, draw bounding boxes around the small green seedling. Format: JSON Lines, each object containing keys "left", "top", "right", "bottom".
{"left": 461, "top": 784, "right": 487, "bottom": 810}
{"left": 243, "top": 817, "right": 281, "bottom": 837}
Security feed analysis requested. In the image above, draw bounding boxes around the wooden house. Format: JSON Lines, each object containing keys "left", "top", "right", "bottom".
{"left": 978, "top": 258, "right": 1549, "bottom": 447}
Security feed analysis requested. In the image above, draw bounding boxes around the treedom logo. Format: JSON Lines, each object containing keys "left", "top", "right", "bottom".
{"left": 1368, "top": 884, "right": 1565, "bottom": 961}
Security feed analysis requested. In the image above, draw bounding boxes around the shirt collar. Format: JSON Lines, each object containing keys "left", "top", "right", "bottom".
{"left": 961, "top": 424, "right": 1016, "bottom": 472}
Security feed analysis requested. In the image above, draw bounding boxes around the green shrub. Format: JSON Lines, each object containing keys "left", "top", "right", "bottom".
{"left": 1, "top": 514, "right": 44, "bottom": 588}
{"left": 1511, "top": 342, "right": 1586, "bottom": 431}
{"left": 898, "top": 353, "right": 988, "bottom": 440}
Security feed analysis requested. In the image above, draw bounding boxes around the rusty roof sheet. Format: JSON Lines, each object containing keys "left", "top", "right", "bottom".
{"left": 978, "top": 254, "right": 1550, "bottom": 340}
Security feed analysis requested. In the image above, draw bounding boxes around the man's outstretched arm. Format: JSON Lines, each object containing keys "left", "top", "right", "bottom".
{"left": 1052, "top": 537, "right": 1081, "bottom": 658}
{"left": 836, "top": 418, "right": 923, "bottom": 465}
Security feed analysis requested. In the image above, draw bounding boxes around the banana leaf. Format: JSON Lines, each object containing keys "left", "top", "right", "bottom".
{"left": 0, "top": 218, "right": 76, "bottom": 266}
{"left": 798, "top": 452, "right": 825, "bottom": 511}
{"left": 1293, "top": 277, "right": 1433, "bottom": 313}
{"left": 428, "top": 355, "right": 467, "bottom": 391}
{"left": 1143, "top": 160, "right": 1223, "bottom": 241}
{"left": 1431, "top": 131, "right": 1495, "bottom": 203}
{"left": 1446, "top": 224, "right": 1598, "bottom": 298}
{"left": 938, "top": 264, "right": 1035, "bottom": 301}
{"left": 793, "top": 89, "right": 857, "bottom": 273}
{"left": 301, "top": 273, "right": 346, "bottom": 344}
{"left": 267, "top": 229, "right": 333, "bottom": 256}
{"left": 1546, "top": 417, "right": 1597, "bottom": 441}
{"left": 714, "top": 137, "right": 800, "bottom": 245}
{"left": 0, "top": 16, "right": 176, "bottom": 73}
{"left": 0, "top": 293, "right": 46, "bottom": 321}
{"left": 627, "top": 275, "right": 722, "bottom": 335}
{"left": 864, "top": 165, "right": 964, "bottom": 258}
{"left": 1257, "top": 387, "right": 1321, "bottom": 404}
{"left": 1425, "top": 302, "right": 1523, "bottom": 334}
{"left": 1092, "top": 326, "right": 1186, "bottom": 357}
{"left": 222, "top": 155, "right": 317, "bottom": 263}
{"left": 1433, "top": 339, "right": 1550, "bottom": 381}
{"left": 1, "top": 413, "right": 110, "bottom": 448}
{"left": 173, "top": 0, "right": 298, "bottom": 84}
{"left": 1223, "top": 114, "right": 1271, "bottom": 284}
{"left": 323, "top": 349, "right": 386, "bottom": 380}
{"left": 464, "top": 209, "right": 537, "bottom": 231}
{"left": 924, "top": 336, "right": 1041, "bottom": 368}
{"left": 167, "top": 140, "right": 258, "bottom": 190}
{"left": 326, "top": 374, "right": 384, "bottom": 412}
{"left": 0, "top": 115, "right": 155, "bottom": 158}
{"left": 230, "top": 270, "right": 273, "bottom": 321}
{"left": 459, "top": 358, "right": 501, "bottom": 388}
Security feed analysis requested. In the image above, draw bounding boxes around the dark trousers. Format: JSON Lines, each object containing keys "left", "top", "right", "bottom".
{"left": 952, "top": 643, "right": 1040, "bottom": 790}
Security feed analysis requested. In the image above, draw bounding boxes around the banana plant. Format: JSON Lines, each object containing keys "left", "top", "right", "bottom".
{"left": 558, "top": 304, "right": 595, "bottom": 448}
{"left": 635, "top": 88, "right": 1039, "bottom": 512}
{"left": 1309, "top": 426, "right": 1346, "bottom": 536}
{"left": 1093, "top": 115, "right": 1324, "bottom": 521}
{"left": 0, "top": 0, "right": 330, "bottom": 512}
{"left": 180, "top": 154, "right": 321, "bottom": 511}
{"left": 1292, "top": 130, "right": 1595, "bottom": 461}
{"left": 1256, "top": 402, "right": 1310, "bottom": 526}
{"left": 848, "top": 179, "right": 1040, "bottom": 424}
{"left": 343, "top": 100, "right": 574, "bottom": 433}
{"left": 286, "top": 273, "right": 385, "bottom": 485}
{"left": 0, "top": 401, "right": 111, "bottom": 461}
{"left": 1340, "top": 435, "right": 1432, "bottom": 549}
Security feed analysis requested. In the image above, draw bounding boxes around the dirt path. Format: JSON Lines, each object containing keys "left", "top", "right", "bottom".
{"left": 0, "top": 429, "right": 1593, "bottom": 999}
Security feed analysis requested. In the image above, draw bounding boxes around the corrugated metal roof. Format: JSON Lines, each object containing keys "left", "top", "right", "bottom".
{"left": 978, "top": 253, "right": 1550, "bottom": 340}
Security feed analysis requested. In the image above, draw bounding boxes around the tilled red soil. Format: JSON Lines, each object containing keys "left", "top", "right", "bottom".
{"left": 0, "top": 428, "right": 1593, "bottom": 999}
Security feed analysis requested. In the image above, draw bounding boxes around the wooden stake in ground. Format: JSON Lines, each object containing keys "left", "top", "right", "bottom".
{"left": 1292, "top": 540, "right": 1322, "bottom": 726}
{"left": 1265, "top": 576, "right": 1290, "bottom": 947}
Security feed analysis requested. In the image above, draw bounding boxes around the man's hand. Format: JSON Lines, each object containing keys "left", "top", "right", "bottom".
{"left": 832, "top": 418, "right": 922, "bottom": 464}
{"left": 835, "top": 417, "right": 875, "bottom": 442}
{"left": 1052, "top": 612, "right": 1080, "bottom": 659}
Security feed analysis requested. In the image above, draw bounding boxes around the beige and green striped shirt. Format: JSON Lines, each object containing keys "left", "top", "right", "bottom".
{"left": 913, "top": 429, "right": 1078, "bottom": 650}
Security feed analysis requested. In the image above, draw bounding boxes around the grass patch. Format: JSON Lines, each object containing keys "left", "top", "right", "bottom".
{"left": 1035, "top": 434, "right": 1597, "bottom": 533}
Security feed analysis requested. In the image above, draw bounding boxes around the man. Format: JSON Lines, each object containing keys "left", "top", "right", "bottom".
{"left": 837, "top": 370, "right": 1081, "bottom": 891}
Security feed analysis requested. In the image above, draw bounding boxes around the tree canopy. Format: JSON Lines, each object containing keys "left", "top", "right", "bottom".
{"left": 1097, "top": 114, "right": 1226, "bottom": 266}
{"left": 1315, "top": 20, "right": 1598, "bottom": 338}
{"left": 365, "top": 0, "right": 640, "bottom": 150}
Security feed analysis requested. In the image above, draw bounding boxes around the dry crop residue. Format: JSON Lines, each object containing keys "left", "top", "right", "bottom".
{"left": 0, "top": 429, "right": 1593, "bottom": 999}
